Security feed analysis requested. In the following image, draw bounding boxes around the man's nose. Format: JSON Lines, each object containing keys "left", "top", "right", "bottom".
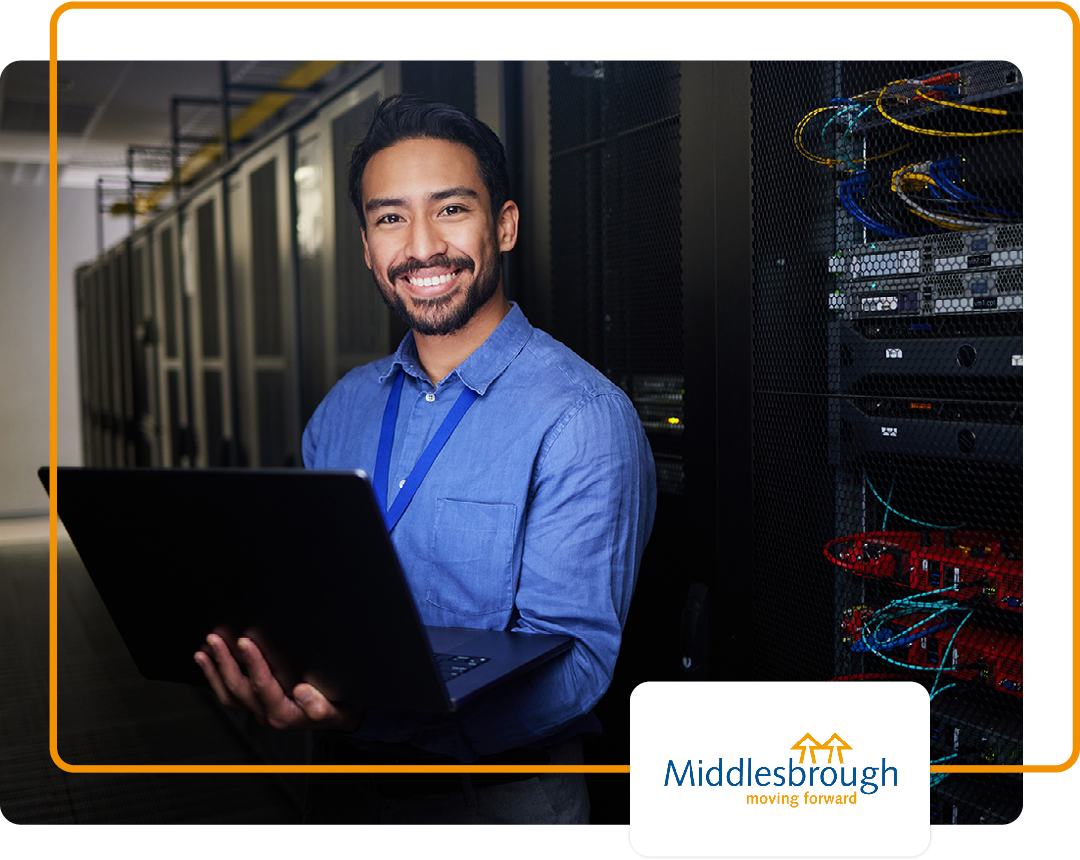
{"left": 404, "top": 216, "right": 447, "bottom": 262}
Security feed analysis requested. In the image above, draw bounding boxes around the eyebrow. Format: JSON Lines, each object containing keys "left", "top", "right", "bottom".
{"left": 365, "top": 186, "right": 480, "bottom": 214}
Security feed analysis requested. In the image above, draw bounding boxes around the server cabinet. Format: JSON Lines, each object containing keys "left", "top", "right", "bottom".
{"left": 546, "top": 61, "right": 685, "bottom": 444}
{"left": 100, "top": 244, "right": 131, "bottom": 467}
{"left": 228, "top": 136, "right": 301, "bottom": 467}
{"left": 521, "top": 61, "right": 723, "bottom": 823}
{"left": 182, "top": 183, "right": 235, "bottom": 467}
{"left": 151, "top": 213, "right": 192, "bottom": 467}
{"left": 81, "top": 245, "right": 133, "bottom": 468}
{"left": 536, "top": 61, "right": 749, "bottom": 689}
{"left": 75, "top": 263, "right": 103, "bottom": 466}
{"left": 294, "top": 70, "right": 388, "bottom": 424}
{"left": 749, "top": 60, "right": 1023, "bottom": 824}
{"left": 129, "top": 229, "right": 162, "bottom": 466}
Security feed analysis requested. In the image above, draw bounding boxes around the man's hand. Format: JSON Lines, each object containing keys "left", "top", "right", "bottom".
{"left": 194, "top": 634, "right": 363, "bottom": 733}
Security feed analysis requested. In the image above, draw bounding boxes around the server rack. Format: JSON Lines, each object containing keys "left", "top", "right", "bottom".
{"left": 293, "top": 72, "right": 389, "bottom": 426}
{"left": 182, "top": 181, "right": 235, "bottom": 468}
{"left": 542, "top": 64, "right": 691, "bottom": 684}
{"left": 150, "top": 212, "right": 193, "bottom": 467}
{"left": 129, "top": 227, "right": 161, "bottom": 467}
{"left": 228, "top": 135, "right": 301, "bottom": 467}
{"left": 750, "top": 60, "right": 1023, "bottom": 824}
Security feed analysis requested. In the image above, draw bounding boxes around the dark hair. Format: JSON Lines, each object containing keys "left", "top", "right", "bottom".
{"left": 348, "top": 94, "right": 510, "bottom": 231}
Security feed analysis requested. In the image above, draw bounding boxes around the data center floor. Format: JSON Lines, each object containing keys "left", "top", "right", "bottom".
{"left": 0, "top": 525, "right": 302, "bottom": 824}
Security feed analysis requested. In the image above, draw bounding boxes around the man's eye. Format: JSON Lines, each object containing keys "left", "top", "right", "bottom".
{"left": 376, "top": 213, "right": 402, "bottom": 224}
{"left": 441, "top": 205, "right": 466, "bottom": 216}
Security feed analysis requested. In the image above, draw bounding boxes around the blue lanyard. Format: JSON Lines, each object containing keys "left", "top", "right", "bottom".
{"left": 373, "top": 367, "right": 479, "bottom": 532}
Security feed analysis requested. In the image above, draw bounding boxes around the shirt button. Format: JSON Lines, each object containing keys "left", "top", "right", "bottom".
{"left": 399, "top": 479, "right": 406, "bottom": 488}
{"left": 425, "top": 392, "right": 436, "bottom": 402}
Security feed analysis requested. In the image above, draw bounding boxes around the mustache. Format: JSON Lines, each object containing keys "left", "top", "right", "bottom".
{"left": 388, "top": 255, "right": 475, "bottom": 281}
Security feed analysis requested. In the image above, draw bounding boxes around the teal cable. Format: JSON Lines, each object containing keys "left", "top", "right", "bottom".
{"left": 865, "top": 474, "right": 965, "bottom": 531}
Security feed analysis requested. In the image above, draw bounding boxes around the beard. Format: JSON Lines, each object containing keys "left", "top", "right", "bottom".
{"left": 373, "top": 252, "right": 502, "bottom": 337}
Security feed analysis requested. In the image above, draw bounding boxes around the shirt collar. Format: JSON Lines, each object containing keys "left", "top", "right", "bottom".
{"left": 379, "top": 302, "right": 533, "bottom": 396}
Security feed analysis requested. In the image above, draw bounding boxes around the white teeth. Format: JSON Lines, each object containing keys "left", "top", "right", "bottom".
{"left": 410, "top": 272, "right": 454, "bottom": 288}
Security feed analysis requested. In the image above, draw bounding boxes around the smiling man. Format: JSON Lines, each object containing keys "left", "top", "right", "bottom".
{"left": 360, "top": 132, "right": 518, "bottom": 381}
{"left": 196, "top": 94, "right": 657, "bottom": 824}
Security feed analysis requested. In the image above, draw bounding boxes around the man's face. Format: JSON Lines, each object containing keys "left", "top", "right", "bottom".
{"left": 360, "top": 137, "right": 518, "bottom": 337}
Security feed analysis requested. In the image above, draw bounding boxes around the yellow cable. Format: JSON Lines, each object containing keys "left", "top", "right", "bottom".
{"left": 896, "top": 172, "right": 938, "bottom": 192}
{"left": 875, "top": 80, "right": 1023, "bottom": 138}
{"left": 913, "top": 88, "right": 1009, "bottom": 116}
{"left": 891, "top": 162, "right": 997, "bottom": 231}
{"left": 793, "top": 106, "right": 840, "bottom": 165}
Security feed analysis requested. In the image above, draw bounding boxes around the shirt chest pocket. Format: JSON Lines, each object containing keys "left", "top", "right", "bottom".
{"left": 427, "top": 499, "right": 517, "bottom": 618}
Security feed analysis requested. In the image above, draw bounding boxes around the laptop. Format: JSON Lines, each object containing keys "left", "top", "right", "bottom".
{"left": 39, "top": 466, "right": 571, "bottom": 713}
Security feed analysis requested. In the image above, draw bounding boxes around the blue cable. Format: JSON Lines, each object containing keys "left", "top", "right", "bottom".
{"left": 856, "top": 592, "right": 975, "bottom": 676}
{"left": 838, "top": 173, "right": 907, "bottom": 239}
{"left": 851, "top": 619, "right": 953, "bottom": 653}
{"left": 924, "top": 157, "right": 1022, "bottom": 220}
{"left": 857, "top": 599, "right": 962, "bottom": 654}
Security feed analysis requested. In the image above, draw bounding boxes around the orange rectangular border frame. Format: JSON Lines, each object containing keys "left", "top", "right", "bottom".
{"left": 46, "top": 1, "right": 1075, "bottom": 777}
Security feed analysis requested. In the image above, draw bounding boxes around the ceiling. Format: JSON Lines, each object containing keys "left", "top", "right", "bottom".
{"left": 0, "top": 61, "right": 223, "bottom": 189}
{"left": 0, "top": 60, "right": 348, "bottom": 195}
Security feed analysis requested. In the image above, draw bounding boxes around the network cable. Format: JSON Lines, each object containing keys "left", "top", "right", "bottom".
{"left": 874, "top": 78, "right": 1023, "bottom": 140}
{"left": 821, "top": 102, "right": 878, "bottom": 171}
{"left": 925, "top": 158, "right": 1021, "bottom": 218}
{"left": 837, "top": 172, "right": 909, "bottom": 239}
{"left": 864, "top": 472, "right": 966, "bottom": 531}
{"left": 891, "top": 160, "right": 1015, "bottom": 231}
{"left": 795, "top": 69, "right": 1022, "bottom": 171}
{"left": 794, "top": 104, "right": 910, "bottom": 168}
{"left": 850, "top": 588, "right": 979, "bottom": 678}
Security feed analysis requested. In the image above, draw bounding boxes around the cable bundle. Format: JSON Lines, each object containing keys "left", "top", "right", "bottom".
{"left": 795, "top": 66, "right": 1023, "bottom": 239}
{"left": 849, "top": 591, "right": 974, "bottom": 676}
{"left": 872, "top": 75, "right": 1023, "bottom": 141}
{"left": 837, "top": 171, "right": 908, "bottom": 239}
{"left": 796, "top": 70, "right": 1023, "bottom": 167}
{"left": 891, "top": 156, "right": 1022, "bottom": 231}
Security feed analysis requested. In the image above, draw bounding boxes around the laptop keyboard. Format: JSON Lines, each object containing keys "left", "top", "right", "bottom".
{"left": 433, "top": 653, "right": 489, "bottom": 681}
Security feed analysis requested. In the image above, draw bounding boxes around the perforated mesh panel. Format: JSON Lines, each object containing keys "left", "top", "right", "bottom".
{"left": 196, "top": 200, "right": 221, "bottom": 358}
{"left": 751, "top": 61, "right": 1022, "bottom": 825}
{"left": 332, "top": 93, "right": 386, "bottom": 367}
{"left": 548, "top": 61, "right": 685, "bottom": 495}
{"left": 250, "top": 159, "right": 283, "bottom": 357}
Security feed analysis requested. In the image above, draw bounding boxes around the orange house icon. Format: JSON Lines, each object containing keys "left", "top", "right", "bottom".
{"left": 791, "top": 733, "right": 853, "bottom": 764}
{"left": 790, "top": 733, "right": 822, "bottom": 764}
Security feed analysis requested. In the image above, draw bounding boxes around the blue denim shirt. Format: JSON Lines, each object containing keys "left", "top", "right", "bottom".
{"left": 302, "top": 304, "right": 657, "bottom": 759}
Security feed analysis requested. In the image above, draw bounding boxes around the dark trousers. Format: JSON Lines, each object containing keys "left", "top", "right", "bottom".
{"left": 304, "top": 732, "right": 590, "bottom": 824}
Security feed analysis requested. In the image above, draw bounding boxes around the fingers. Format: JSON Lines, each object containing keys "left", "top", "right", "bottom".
{"left": 293, "top": 683, "right": 332, "bottom": 721}
{"left": 194, "top": 639, "right": 247, "bottom": 713}
{"left": 196, "top": 634, "right": 269, "bottom": 723}
{"left": 194, "top": 634, "right": 356, "bottom": 731}
{"left": 235, "top": 638, "right": 304, "bottom": 730}
{"left": 293, "top": 684, "right": 364, "bottom": 733}
{"left": 235, "top": 638, "right": 287, "bottom": 702}
{"left": 194, "top": 647, "right": 241, "bottom": 710}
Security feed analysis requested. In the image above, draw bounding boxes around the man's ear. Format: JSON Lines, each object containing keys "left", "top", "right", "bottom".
{"left": 497, "top": 200, "right": 519, "bottom": 253}
{"left": 361, "top": 226, "right": 373, "bottom": 270}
